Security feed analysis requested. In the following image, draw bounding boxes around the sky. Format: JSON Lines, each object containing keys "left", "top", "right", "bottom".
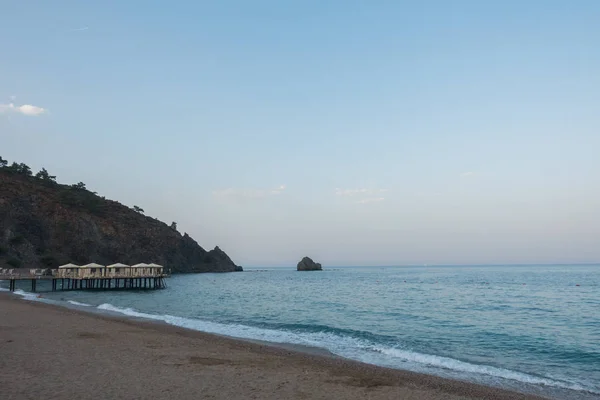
{"left": 1, "top": 1, "right": 599, "bottom": 266}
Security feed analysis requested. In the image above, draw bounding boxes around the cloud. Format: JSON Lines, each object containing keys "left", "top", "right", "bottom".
{"left": 69, "top": 26, "right": 89, "bottom": 32}
{"left": 336, "top": 188, "right": 388, "bottom": 204}
{"left": 213, "top": 185, "right": 286, "bottom": 200}
{"left": 335, "top": 188, "right": 388, "bottom": 196}
{"left": 0, "top": 103, "right": 47, "bottom": 116}
{"left": 269, "top": 185, "right": 286, "bottom": 195}
{"left": 460, "top": 171, "right": 475, "bottom": 177}
{"left": 18, "top": 104, "right": 47, "bottom": 116}
{"left": 357, "top": 197, "right": 385, "bottom": 204}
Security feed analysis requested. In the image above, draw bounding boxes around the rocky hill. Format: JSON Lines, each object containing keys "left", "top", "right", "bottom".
{"left": 0, "top": 158, "right": 242, "bottom": 273}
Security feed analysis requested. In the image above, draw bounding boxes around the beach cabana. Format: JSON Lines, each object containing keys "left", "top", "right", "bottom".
{"left": 147, "top": 263, "right": 164, "bottom": 276}
{"left": 79, "top": 263, "right": 106, "bottom": 279}
{"left": 106, "top": 263, "right": 131, "bottom": 278}
{"left": 57, "top": 263, "right": 80, "bottom": 278}
{"left": 130, "top": 263, "right": 149, "bottom": 277}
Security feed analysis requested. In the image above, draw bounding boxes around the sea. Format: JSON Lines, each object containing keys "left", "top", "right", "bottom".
{"left": 2, "top": 264, "right": 599, "bottom": 399}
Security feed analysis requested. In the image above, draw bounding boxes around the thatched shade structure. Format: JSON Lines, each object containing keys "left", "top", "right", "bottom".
{"left": 57, "top": 263, "right": 80, "bottom": 278}
{"left": 79, "top": 263, "right": 106, "bottom": 279}
{"left": 106, "top": 263, "right": 131, "bottom": 278}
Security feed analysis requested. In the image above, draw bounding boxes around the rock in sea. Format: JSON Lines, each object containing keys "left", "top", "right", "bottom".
{"left": 297, "top": 256, "right": 322, "bottom": 271}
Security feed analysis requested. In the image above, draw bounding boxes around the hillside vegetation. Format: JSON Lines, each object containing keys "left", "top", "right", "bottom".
{"left": 0, "top": 157, "right": 242, "bottom": 273}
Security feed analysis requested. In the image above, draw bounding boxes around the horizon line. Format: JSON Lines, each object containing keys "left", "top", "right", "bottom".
{"left": 241, "top": 262, "right": 600, "bottom": 268}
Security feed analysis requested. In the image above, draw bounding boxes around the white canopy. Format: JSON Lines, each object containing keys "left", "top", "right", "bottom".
{"left": 81, "top": 263, "right": 106, "bottom": 269}
{"left": 147, "top": 263, "right": 163, "bottom": 268}
{"left": 106, "top": 263, "right": 130, "bottom": 268}
{"left": 130, "top": 263, "right": 149, "bottom": 268}
{"left": 58, "top": 263, "right": 80, "bottom": 269}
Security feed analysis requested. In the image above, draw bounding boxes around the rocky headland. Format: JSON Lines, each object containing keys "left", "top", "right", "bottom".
{"left": 0, "top": 157, "right": 242, "bottom": 273}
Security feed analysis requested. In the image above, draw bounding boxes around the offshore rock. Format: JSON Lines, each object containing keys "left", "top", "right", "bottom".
{"left": 297, "top": 256, "right": 322, "bottom": 271}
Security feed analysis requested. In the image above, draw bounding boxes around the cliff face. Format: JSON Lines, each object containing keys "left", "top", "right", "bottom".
{"left": 0, "top": 170, "right": 242, "bottom": 273}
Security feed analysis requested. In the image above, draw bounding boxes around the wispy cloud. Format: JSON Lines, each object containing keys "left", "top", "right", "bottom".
{"left": 357, "top": 197, "right": 385, "bottom": 204}
{"left": 335, "top": 188, "right": 388, "bottom": 196}
{"left": 335, "top": 188, "right": 388, "bottom": 204}
{"left": 213, "top": 185, "right": 286, "bottom": 200}
{"left": 68, "top": 26, "right": 89, "bottom": 32}
{"left": 460, "top": 171, "right": 475, "bottom": 178}
{"left": 0, "top": 103, "right": 47, "bottom": 116}
{"left": 269, "top": 184, "right": 286, "bottom": 195}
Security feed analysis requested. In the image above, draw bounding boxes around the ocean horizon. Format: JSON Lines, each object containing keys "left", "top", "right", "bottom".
{"left": 243, "top": 263, "right": 600, "bottom": 268}
{"left": 3, "top": 264, "right": 599, "bottom": 399}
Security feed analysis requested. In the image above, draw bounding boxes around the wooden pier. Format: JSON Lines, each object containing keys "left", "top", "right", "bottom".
{"left": 1, "top": 274, "right": 168, "bottom": 293}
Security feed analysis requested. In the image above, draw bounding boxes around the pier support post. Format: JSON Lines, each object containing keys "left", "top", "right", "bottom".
{"left": 7, "top": 275, "right": 166, "bottom": 293}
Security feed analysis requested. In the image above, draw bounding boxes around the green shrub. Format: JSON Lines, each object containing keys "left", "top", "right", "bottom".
{"left": 40, "top": 255, "right": 58, "bottom": 267}
{"left": 7, "top": 258, "right": 22, "bottom": 268}
{"left": 9, "top": 235, "right": 24, "bottom": 245}
{"left": 59, "top": 188, "right": 106, "bottom": 216}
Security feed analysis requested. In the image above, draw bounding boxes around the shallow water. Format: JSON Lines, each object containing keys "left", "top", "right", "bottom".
{"left": 4, "top": 265, "right": 599, "bottom": 399}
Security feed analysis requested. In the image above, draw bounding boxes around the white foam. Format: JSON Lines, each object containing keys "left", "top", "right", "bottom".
{"left": 0, "top": 294, "right": 594, "bottom": 394}
{"left": 97, "top": 303, "right": 166, "bottom": 320}
{"left": 373, "top": 347, "right": 588, "bottom": 392}
{"left": 13, "top": 289, "right": 44, "bottom": 301}
{"left": 96, "top": 303, "right": 368, "bottom": 349}
{"left": 5, "top": 289, "right": 63, "bottom": 307}
{"left": 67, "top": 300, "right": 92, "bottom": 307}
{"left": 92, "top": 302, "right": 593, "bottom": 394}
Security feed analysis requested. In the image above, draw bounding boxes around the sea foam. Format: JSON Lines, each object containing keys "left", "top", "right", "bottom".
{"left": 67, "top": 300, "right": 93, "bottom": 307}
{"left": 373, "top": 347, "right": 589, "bottom": 392}
{"left": 93, "top": 302, "right": 593, "bottom": 395}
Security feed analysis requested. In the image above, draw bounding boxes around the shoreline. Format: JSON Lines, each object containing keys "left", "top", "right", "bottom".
{"left": 0, "top": 292, "right": 548, "bottom": 400}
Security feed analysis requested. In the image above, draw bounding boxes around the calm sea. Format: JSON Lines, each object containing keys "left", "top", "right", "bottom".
{"left": 4, "top": 265, "right": 599, "bottom": 399}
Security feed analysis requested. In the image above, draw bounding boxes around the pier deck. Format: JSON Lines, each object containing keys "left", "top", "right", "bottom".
{"left": 0, "top": 274, "right": 168, "bottom": 292}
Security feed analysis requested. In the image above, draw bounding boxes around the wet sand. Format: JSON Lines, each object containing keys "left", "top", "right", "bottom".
{"left": 0, "top": 294, "right": 547, "bottom": 400}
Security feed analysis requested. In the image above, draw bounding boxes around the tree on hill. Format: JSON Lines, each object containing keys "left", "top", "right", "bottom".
{"left": 133, "top": 205, "right": 145, "bottom": 213}
{"left": 170, "top": 221, "right": 178, "bottom": 231}
{"left": 71, "top": 182, "right": 87, "bottom": 190}
{"left": 7, "top": 162, "right": 32, "bottom": 176}
{"left": 0, "top": 156, "right": 7, "bottom": 168}
{"left": 35, "top": 168, "right": 57, "bottom": 183}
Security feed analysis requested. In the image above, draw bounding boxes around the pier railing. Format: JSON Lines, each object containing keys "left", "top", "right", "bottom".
{"left": 0, "top": 272, "right": 169, "bottom": 292}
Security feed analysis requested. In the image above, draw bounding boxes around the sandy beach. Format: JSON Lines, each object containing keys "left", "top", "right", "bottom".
{"left": 0, "top": 293, "right": 547, "bottom": 400}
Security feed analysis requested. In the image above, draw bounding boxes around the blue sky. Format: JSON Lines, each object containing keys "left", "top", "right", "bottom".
{"left": 1, "top": 1, "right": 599, "bottom": 266}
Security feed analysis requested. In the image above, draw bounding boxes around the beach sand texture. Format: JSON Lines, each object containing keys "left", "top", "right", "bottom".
{"left": 0, "top": 294, "right": 546, "bottom": 400}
